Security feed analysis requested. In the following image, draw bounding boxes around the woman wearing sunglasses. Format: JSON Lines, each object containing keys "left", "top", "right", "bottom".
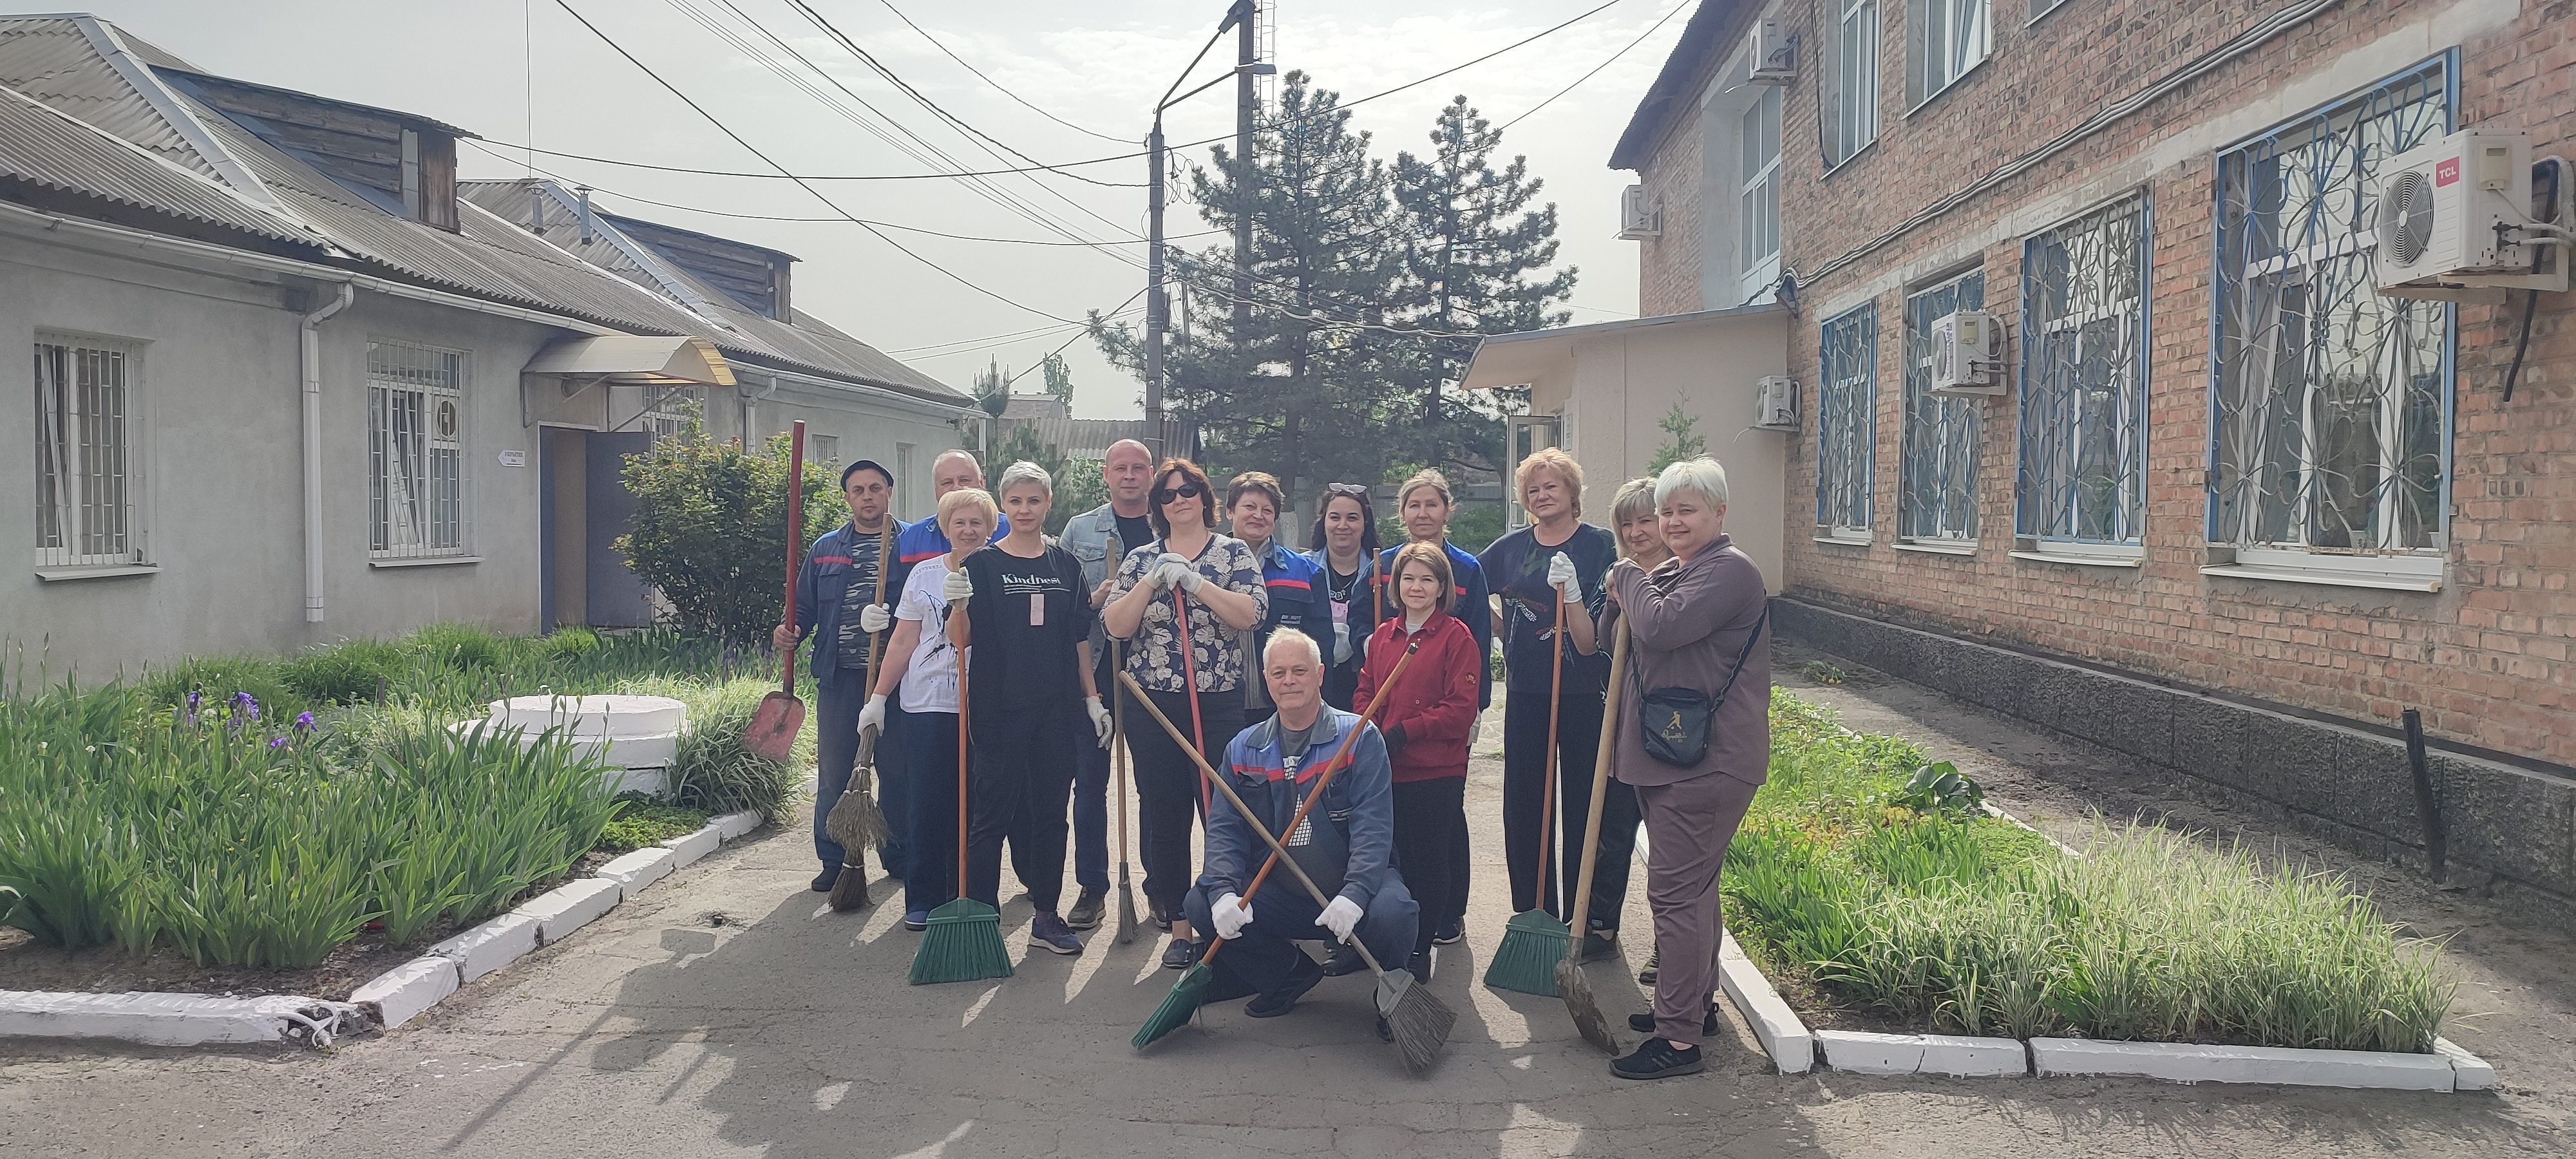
{"left": 1303, "top": 482, "right": 1383, "bottom": 711}
{"left": 1101, "top": 458, "right": 1268, "bottom": 968}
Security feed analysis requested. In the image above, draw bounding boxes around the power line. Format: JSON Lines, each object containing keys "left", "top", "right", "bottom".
{"left": 1501, "top": 0, "right": 1687, "bottom": 130}
{"left": 875, "top": 0, "right": 1130, "bottom": 144}
{"left": 551, "top": 0, "right": 1080, "bottom": 323}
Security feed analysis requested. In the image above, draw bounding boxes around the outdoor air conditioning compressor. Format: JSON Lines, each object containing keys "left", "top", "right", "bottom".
{"left": 1752, "top": 375, "right": 1797, "bottom": 430}
{"left": 2376, "top": 130, "right": 2570, "bottom": 298}
{"left": 1929, "top": 310, "right": 2006, "bottom": 396}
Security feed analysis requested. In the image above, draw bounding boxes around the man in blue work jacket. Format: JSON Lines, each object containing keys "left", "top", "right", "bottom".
{"left": 776, "top": 458, "right": 905, "bottom": 892}
{"left": 1184, "top": 628, "right": 1418, "bottom": 1024}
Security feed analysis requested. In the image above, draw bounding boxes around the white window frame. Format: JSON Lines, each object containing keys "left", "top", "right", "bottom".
{"left": 638, "top": 383, "right": 701, "bottom": 440}
{"left": 895, "top": 441, "right": 920, "bottom": 520}
{"left": 1906, "top": 0, "right": 1991, "bottom": 112}
{"left": 811, "top": 433, "right": 840, "bottom": 469}
{"left": 1504, "top": 413, "right": 1564, "bottom": 530}
{"left": 1816, "top": 304, "right": 1879, "bottom": 542}
{"left": 1824, "top": 0, "right": 1881, "bottom": 170}
{"left": 33, "top": 333, "right": 147, "bottom": 572}
{"left": 1738, "top": 84, "right": 1784, "bottom": 303}
{"left": 368, "top": 339, "right": 471, "bottom": 561}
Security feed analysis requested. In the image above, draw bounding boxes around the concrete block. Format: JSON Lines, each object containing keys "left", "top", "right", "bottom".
{"left": 2241, "top": 716, "right": 2341, "bottom": 811}
{"left": 2168, "top": 692, "right": 2250, "bottom": 789}
{"left": 1716, "top": 934, "right": 1814, "bottom": 1074}
{"left": 2031, "top": 1037, "right": 2454, "bottom": 1090}
{"left": 2105, "top": 683, "right": 2177, "bottom": 773}
{"left": 1917, "top": 1033, "right": 2029, "bottom": 1077}
{"left": 1818, "top": 1030, "right": 1924, "bottom": 1075}
{"left": 595, "top": 846, "right": 676, "bottom": 896}
{"left": 2316, "top": 728, "right": 2425, "bottom": 843}
{"left": 0, "top": 990, "right": 307, "bottom": 1046}
{"left": 429, "top": 912, "right": 540, "bottom": 982}
{"left": 662, "top": 824, "right": 721, "bottom": 867}
{"left": 2434, "top": 1037, "right": 2497, "bottom": 1091}
{"left": 351, "top": 956, "right": 459, "bottom": 1029}
{"left": 711, "top": 809, "right": 763, "bottom": 840}
{"left": 515, "top": 877, "right": 623, "bottom": 945}
{"left": 2438, "top": 756, "right": 2576, "bottom": 896}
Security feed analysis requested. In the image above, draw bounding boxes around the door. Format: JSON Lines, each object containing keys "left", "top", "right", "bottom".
{"left": 540, "top": 428, "right": 588, "bottom": 630}
{"left": 1504, "top": 414, "right": 1562, "bottom": 529}
{"left": 585, "top": 431, "right": 655, "bottom": 628}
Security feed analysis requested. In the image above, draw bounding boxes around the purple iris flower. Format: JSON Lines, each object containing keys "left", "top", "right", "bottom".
{"left": 294, "top": 711, "right": 316, "bottom": 732}
{"left": 268, "top": 736, "right": 289, "bottom": 749}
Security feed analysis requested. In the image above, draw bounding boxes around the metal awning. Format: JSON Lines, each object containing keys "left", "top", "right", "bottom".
{"left": 522, "top": 334, "right": 736, "bottom": 386}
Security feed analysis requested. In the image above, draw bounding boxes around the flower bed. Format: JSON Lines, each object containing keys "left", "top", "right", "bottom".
{"left": 1723, "top": 694, "right": 2455, "bottom": 1055}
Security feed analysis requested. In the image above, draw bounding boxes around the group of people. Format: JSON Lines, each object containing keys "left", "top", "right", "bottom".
{"left": 780, "top": 438, "right": 1770, "bottom": 1080}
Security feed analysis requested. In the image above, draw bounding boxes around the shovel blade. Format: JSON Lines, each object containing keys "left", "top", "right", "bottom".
{"left": 744, "top": 691, "right": 804, "bottom": 764}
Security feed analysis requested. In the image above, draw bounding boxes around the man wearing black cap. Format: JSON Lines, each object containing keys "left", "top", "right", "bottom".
{"left": 777, "top": 458, "right": 907, "bottom": 892}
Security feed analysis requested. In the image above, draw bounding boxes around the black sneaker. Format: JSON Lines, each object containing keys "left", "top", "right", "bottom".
{"left": 1637, "top": 945, "right": 1659, "bottom": 984}
{"left": 1160, "top": 937, "right": 1201, "bottom": 970}
{"left": 810, "top": 868, "right": 839, "bottom": 892}
{"left": 1245, "top": 952, "right": 1326, "bottom": 1018}
{"left": 1629, "top": 1006, "right": 1721, "bottom": 1036}
{"left": 1407, "top": 948, "right": 1434, "bottom": 984}
{"left": 1611, "top": 1039, "right": 1705, "bottom": 1080}
{"left": 1321, "top": 944, "right": 1365, "bottom": 977}
{"left": 1030, "top": 913, "right": 1084, "bottom": 956}
{"left": 1433, "top": 918, "right": 1463, "bottom": 946}
{"left": 1065, "top": 889, "right": 1104, "bottom": 931}
{"left": 1150, "top": 901, "right": 1173, "bottom": 932}
{"left": 902, "top": 910, "right": 929, "bottom": 931}
{"left": 1581, "top": 930, "right": 1619, "bottom": 963}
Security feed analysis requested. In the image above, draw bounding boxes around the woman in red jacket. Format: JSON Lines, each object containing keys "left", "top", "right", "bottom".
{"left": 1352, "top": 541, "right": 1481, "bottom": 980}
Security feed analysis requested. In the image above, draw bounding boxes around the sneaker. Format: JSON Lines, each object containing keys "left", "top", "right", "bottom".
{"left": 1629, "top": 1006, "right": 1721, "bottom": 1037}
{"left": 811, "top": 868, "right": 839, "bottom": 892}
{"left": 1321, "top": 944, "right": 1365, "bottom": 977}
{"left": 1611, "top": 1039, "right": 1705, "bottom": 1080}
{"left": 902, "top": 910, "right": 929, "bottom": 932}
{"left": 1374, "top": 1015, "right": 1394, "bottom": 1042}
{"left": 1029, "top": 913, "right": 1084, "bottom": 956}
{"left": 1637, "top": 945, "right": 1659, "bottom": 984}
{"left": 1065, "top": 889, "right": 1105, "bottom": 931}
{"left": 1244, "top": 952, "right": 1325, "bottom": 1018}
{"left": 1160, "top": 938, "right": 1202, "bottom": 970}
{"left": 1581, "top": 930, "right": 1619, "bottom": 963}
{"left": 1407, "top": 948, "right": 1434, "bottom": 984}
{"left": 1151, "top": 901, "right": 1173, "bottom": 932}
{"left": 1433, "top": 918, "right": 1464, "bottom": 946}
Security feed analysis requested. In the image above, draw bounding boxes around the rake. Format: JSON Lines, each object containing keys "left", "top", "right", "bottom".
{"left": 1487, "top": 590, "right": 1571, "bottom": 995}
{"left": 1557, "top": 618, "right": 1629, "bottom": 1052}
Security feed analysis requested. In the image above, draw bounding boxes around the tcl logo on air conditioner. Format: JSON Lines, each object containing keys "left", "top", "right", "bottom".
{"left": 2434, "top": 156, "right": 2459, "bottom": 187}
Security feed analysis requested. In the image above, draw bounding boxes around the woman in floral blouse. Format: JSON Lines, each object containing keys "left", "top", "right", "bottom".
{"left": 1101, "top": 458, "right": 1267, "bottom": 968}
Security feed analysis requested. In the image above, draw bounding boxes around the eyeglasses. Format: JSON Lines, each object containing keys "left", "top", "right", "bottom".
{"left": 1153, "top": 482, "right": 1206, "bottom": 503}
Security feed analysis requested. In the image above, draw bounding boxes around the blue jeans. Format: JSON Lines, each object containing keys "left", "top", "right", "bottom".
{"left": 1185, "top": 879, "right": 1419, "bottom": 996}
{"left": 811, "top": 677, "right": 910, "bottom": 878}
{"left": 1072, "top": 719, "right": 1110, "bottom": 893}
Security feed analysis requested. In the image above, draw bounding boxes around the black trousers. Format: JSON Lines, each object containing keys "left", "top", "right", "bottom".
{"left": 902, "top": 710, "right": 962, "bottom": 915}
{"left": 1390, "top": 777, "right": 1468, "bottom": 957}
{"left": 1121, "top": 684, "right": 1244, "bottom": 916}
{"left": 1502, "top": 683, "right": 1636, "bottom": 928}
{"left": 967, "top": 700, "right": 1079, "bottom": 914}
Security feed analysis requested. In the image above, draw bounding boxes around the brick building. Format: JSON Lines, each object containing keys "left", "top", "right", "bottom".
{"left": 1582, "top": 0, "right": 2574, "bottom": 913}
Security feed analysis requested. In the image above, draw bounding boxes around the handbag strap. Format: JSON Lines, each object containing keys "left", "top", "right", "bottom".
{"left": 1707, "top": 606, "right": 1769, "bottom": 713}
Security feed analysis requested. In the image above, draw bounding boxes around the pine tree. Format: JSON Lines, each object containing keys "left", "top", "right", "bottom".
{"left": 1039, "top": 353, "right": 1075, "bottom": 408}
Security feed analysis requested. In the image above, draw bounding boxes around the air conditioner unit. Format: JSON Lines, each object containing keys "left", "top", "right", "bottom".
{"left": 1929, "top": 310, "right": 2005, "bottom": 396}
{"left": 2376, "top": 131, "right": 2564, "bottom": 298}
{"left": 1616, "top": 184, "right": 1660, "bottom": 240}
{"left": 1748, "top": 20, "right": 1795, "bottom": 86}
{"left": 1752, "top": 375, "right": 1797, "bottom": 430}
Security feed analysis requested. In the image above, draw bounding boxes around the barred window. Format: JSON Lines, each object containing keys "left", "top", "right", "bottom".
{"left": 368, "top": 340, "right": 468, "bottom": 558}
{"left": 639, "top": 384, "right": 701, "bottom": 439}
{"left": 2017, "top": 194, "right": 2149, "bottom": 548}
{"left": 2211, "top": 57, "right": 2450, "bottom": 567}
{"left": 1817, "top": 305, "right": 1879, "bottom": 539}
{"left": 811, "top": 433, "right": 840, "bottom": 468}
{"left": 1823, "top": 0, "right": 1880, "bottom": 168}
{"left": 1901, "top": 272, "right": 1984, "bottom": 543}
{"left": 33, "top": 336, "right": 142, "bottom": 569}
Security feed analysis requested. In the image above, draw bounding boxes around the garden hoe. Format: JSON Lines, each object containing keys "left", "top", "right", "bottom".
{"left": 826, "top": 518, "right": 898, "bottom": 912}
{"left": 1132, "top": 677, "right": 1455, "bottom": 1074}
{"left": 1555, "top": 618, "right": 1629, "bottom": 1053}
{"left": 1486, "top": 591, "right": 1571, "bottom": 996}
{"left": 744, "top": 420, "right": 808, "bottom": 766}
{"left": 1111, "top": 641, "right": 1141, "bottom": 945}
{"left": 908, "top": 685, "right": 1011, "bottom": 985}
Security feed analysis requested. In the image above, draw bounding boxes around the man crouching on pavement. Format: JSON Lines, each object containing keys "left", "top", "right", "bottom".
{"left": 1184, "top": 628, "right": 1419, "bottom": 1024}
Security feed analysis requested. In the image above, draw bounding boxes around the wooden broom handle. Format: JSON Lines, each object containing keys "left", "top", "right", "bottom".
{"left": 1537, "top": 587, "right": 1566, "bottom": 905}
{"left": 1562, "top": 617, "right": 1629, "bottom": 958}
{"left": 779, "top": 421, "right": 805, "bottom": 695}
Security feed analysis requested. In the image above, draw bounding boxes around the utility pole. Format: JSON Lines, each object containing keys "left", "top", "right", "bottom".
{"left": 1144, "top": 1, "right": 1268, "bottom": 467}
{"left": 1233, "top": 1, "right": 1256, "bottom": 352}
{"left": 1145, "top": 121, "right": 1167, "bottom": 462}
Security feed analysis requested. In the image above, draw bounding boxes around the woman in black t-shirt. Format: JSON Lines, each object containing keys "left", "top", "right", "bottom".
{"left": 951, "top": 460, "right": 1111, "bottom": 956}
{"left": 1304, "top": 482, "right": 1383, "bottom": 710}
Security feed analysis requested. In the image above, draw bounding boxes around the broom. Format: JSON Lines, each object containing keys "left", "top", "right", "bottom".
{"left": 1111, "top": 641, "right": 1141, "bottom": 945}
{"left": 828, "top": 522, "right": 897, "bottom": 912}
{"left": 1486, "top": 590, "right": 1571, "bottom": 995}
{"left": 909, "top": 610, "right": 1012, "bottom": 985}
{"left": 1126, "top": 639, "right": 1421, "bottom": 1050}
{"left": 1132, "top": 683, "right": 1455, "bottom": 1074}
{"left": 1555, "top": 617, "right": 1629, "bottom": 1052}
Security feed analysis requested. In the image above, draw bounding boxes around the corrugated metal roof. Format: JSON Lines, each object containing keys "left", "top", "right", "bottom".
{"left": 0, "top": 82, "right": 309, "bottom": 242}
{"left": 0, "top": 16, "right": 216, "bottom": 178}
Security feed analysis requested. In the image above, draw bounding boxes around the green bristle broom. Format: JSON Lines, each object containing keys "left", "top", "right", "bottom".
{"left": 1486, "top": 591, "right": 1571, "bottom": 995}
{"left": 909, "top": 670, "right": 1011, "bottom": 985}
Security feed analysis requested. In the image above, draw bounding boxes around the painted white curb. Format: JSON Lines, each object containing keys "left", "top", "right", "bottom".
{"left": 596, "top": 846, "right": 677, "bottom": 896}
{"left": 430, "top": 912, "right": 540, "bottom": 983}
{"left": 2435, "top": 1037, "right": 2497, "bottom": 1091}
{"left": 1918, "top": 1033, "right": 2030, "bottom": 1077}
{"left": 515, "top": 878, "right": 623, "bottom": 945}
{"left": 661, "top": 824, "right": 721, "bottom": 867}
{"left": 2032, "top": 1037, "right": 2457, "bottom": 1091}
{"left": 350, "top": 956, "right": 459, "bottom": 1029}
{"left": 1816, "top": 1030, "right": 1924, "bottom": 1075}
{"left": 1717, "top": 932, "right": 1814, "bottom": 1074}
{"left": 0, "top": 991, "right": 364, "bottom": 1047}
{"left": 711, "top": 809, "right": 763, "bottom": 840}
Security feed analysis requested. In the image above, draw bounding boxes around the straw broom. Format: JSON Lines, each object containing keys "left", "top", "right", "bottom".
{"left": 827, "top": 522, "right": 896, "bottom": 913}
{"left": 1486, "top": 591, "right": 1571, "bottom": 995}
{"left": 909, "top": 596, "right": 1012, "bottom": 985}
{"left": 1555, "top": 618, "right": 1629, "bottom": 1051}
{"left": 1127, "top": 681, "right": 1455, "bottom": 1074}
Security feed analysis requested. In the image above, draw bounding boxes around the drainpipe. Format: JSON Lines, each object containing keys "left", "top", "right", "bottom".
{"left": 302, "top": 281, "right": 355, "bottom": 623}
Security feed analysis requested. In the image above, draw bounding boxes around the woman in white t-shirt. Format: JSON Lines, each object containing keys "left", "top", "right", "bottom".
{"left": 867, "top": 486, "right": 994, "bottom": 929}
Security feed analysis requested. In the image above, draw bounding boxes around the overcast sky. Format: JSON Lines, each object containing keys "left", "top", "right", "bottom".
{"left": 56, "top": 0, "right": 1690, "bottom": 419}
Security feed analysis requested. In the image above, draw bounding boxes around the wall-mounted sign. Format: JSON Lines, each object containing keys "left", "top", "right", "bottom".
{"left": 497, "top": 449, "right": 527, "bottom": 467}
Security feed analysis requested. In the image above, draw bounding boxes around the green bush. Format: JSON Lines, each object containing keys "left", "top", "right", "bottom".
{"left": 598, "top": 800, "right": 712, "bottom": 854}
{"left": 279, "top": 638, "right": 413, "bottom": 705}
{"left": 407, "top": 621, "right": 508, "bottom": 671}
{"left": 647, "top": 675, "right": 798, "bottom": 822}
{"left": 616, "top": 427, "right": 846, "bottom": 645}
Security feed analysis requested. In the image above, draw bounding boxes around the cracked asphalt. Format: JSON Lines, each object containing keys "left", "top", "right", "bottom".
{"left": 4, "top": 633, "right": 2566, "bottom": 1157}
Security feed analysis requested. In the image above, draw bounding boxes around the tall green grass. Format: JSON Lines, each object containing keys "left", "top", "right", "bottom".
{"left": 1723, "top": 692, "right": 2455, "bottom": 1053}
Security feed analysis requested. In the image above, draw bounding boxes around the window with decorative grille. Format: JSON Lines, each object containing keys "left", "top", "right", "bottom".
{"left": 2017, "top": 193, "right": 2149, "bottom": 548}
{"left": 2210, "top": 57, "right": 2451, "bottom": 567}
{"left": 1817, "top": 305, "right": 1879, "bottom": 539}
{"left": 1902, "top": 272, "right": 1984, "bottom": 543}
{"left": 33, "top": 336, "right": 142, "bottom": 569}
{"left": 368, "top": 340, "right": 468, "bottom": 558}
{"left": 639, "top": 384, "right": 701, "bottom": 440}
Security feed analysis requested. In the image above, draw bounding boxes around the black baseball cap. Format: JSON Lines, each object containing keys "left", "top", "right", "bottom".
{"left": 841, "top": 458, "right": 894, "bottom": 489}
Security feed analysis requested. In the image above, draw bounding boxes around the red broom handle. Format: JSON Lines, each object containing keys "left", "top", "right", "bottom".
{"left": 1172, "top": 584, "right": 1209, "bottom": 816}
{"left": 780, "top": 420, "right": 805, "bottom": 694}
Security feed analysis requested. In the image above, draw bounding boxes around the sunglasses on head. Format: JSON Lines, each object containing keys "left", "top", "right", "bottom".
{"left": 1154, "top": 482, "right": 1206, "bottom": 502}
{"left": 1325, "top": 483, "right": 1370, "bottom": 497}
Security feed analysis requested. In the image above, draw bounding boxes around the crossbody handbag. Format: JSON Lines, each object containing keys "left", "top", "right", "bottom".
{"left": 1638, "top": 606, "right": 1768, "bottom": 768}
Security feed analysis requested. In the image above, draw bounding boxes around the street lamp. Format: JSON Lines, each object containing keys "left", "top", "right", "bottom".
{"left": 1144, "top": 0, "right": 1273, "bottom": 464}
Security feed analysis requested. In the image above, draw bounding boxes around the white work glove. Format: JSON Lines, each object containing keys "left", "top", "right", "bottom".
{"left": 1136, "top": 561, "right": 1173, "bottom": 593}
{"left": 1316, "top": 896, "right": 1364, "bottom": 944}
{"left": 1087, "top": 696, "right": 1112, "bottom": 747}
{"left": 1156, "top": 553, "right": 1204, "bottom": 594}
{"left": 1332, "top": 621, "right": 1352, "bottom": 665}
{"left": 940, "top": 568, "right": 973, "bottom": 604}
{"left": 1547, "top": 552, "right": 1580, "bottom": 601}
{"left": 856, "top": 693, "right": 887, "bottom": 744}
{"left": 857, "top": 603, "right": 892, "bottom": 634}
{"left": 1211, "top": 892, "right": 1252, "bottom": 939}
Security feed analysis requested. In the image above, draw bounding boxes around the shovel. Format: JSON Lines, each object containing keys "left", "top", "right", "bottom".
{"left": 744, "top": 420, "right": 808, "bottom": 764}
